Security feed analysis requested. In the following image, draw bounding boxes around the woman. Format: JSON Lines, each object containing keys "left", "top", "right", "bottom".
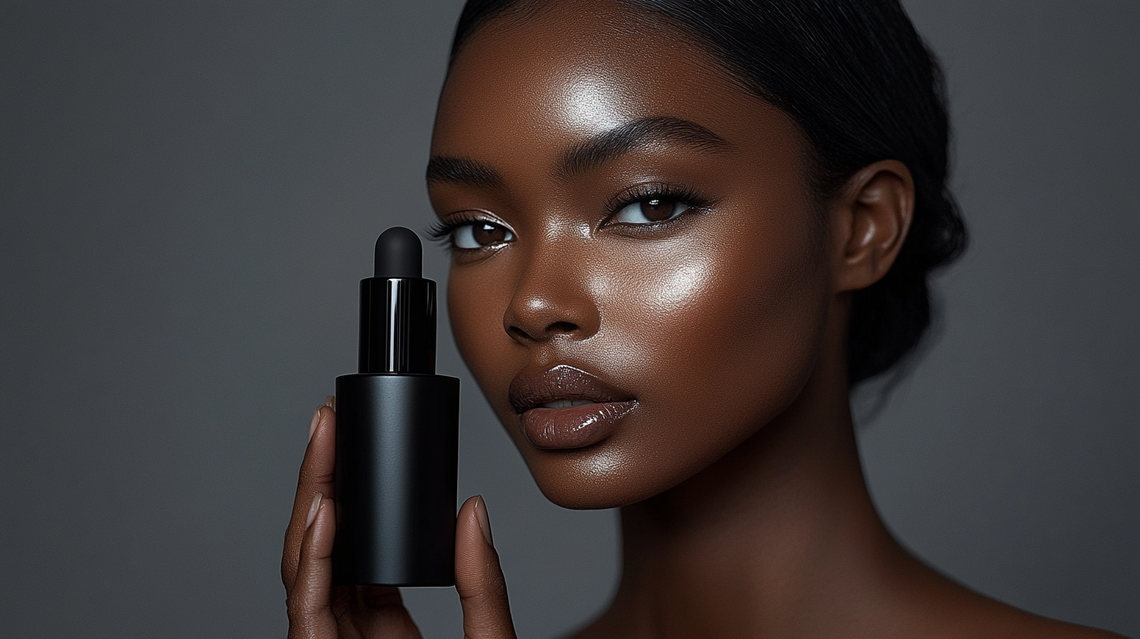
{"left": 283, "top": 1, "right": 1123, "bottom": 636}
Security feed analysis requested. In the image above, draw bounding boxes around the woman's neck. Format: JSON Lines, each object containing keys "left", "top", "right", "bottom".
{"left": 580, "top": 311, "right": 921, "bottom": 638}
{"left": 571, "top": 313, "right": 1116, "bottom": 639}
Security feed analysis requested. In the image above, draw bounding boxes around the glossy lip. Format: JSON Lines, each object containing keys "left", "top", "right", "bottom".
{"left": 509, "top": 364, "right": 638, "bottom": 450}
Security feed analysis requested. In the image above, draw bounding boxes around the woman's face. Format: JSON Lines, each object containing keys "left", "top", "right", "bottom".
{"left": 429, "top": 1, "right": 836, "bottom": 508}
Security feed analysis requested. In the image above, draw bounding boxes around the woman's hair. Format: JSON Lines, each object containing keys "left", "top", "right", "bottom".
{"left": 448, "top": 0, "right": 968, "bottom": 387}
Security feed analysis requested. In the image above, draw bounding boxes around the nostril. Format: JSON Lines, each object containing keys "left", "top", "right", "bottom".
{"left": 507, "top": 321, "right": 580, "bottom": 343}
{"left": 547, "top": 321, "right": 578, "bottom": 334}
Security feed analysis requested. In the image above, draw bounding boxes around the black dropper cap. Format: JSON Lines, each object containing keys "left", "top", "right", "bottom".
{"left": 374, "top": 226, "right": 421, "bottom": 278}
{"left": 358, "top": 227, "right": 435, "bottom": 374}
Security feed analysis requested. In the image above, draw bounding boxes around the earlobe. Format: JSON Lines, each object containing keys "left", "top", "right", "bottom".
{"left": 831, "top": 159, "right": 915, "bottom": 292}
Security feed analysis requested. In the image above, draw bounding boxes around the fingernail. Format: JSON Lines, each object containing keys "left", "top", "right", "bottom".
{"left": 474, "top": 496, "right": 493, "bottom": 547}
{"left": 306, "top": 492, "right": 323, "bottom": 529}
{"left": 308, "top": 408, "right": 321, "bottom": 443}
{"left": 324, "top": 395, "right": 336, "bottom": 409}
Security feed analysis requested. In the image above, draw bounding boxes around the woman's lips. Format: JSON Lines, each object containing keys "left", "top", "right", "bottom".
{"left": 509, "top": 364, "right": 638, "bottom": 449}
{"left": 519, "top": 401, "right": 638, "bottom": 449}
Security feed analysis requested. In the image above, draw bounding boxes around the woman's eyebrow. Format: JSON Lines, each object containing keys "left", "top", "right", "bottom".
{"left": 556, "top": 116, "right": 730, "bottom": 178}
{"left": 425, "top": 117, "right": 728, "bottom": 189}
{"left": 425, "top": 156, "right": 505, "bottom": 189}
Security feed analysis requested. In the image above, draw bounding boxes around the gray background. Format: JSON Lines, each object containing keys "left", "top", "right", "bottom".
{"left": 1, "top": 1, "right": 1136, "bottom": 637}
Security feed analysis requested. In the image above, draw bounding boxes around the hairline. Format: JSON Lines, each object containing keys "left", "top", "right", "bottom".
{"left": 444, "top": 0, "right": 835, "bottom": 235}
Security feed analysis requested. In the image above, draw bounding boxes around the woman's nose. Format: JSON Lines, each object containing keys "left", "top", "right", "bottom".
{"left": 503, "top": 242, "right": 600, "bottom": 344}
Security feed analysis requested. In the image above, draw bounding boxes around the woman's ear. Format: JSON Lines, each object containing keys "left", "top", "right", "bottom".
{"left": 829, "top": 159, "right": 915, "bottom": 292}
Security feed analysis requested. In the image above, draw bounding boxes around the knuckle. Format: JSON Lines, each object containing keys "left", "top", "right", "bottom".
{"left": 297, "top": 465, "right": 336, "bottom": 487}
{"left": 281, "top": 536, "right": 301, "bottom": 578}
{"left": 285, "top": 590, "right": 316, "bottom": 626}
{"left": 285, "top": 592, "right": 304, "bottom": 622}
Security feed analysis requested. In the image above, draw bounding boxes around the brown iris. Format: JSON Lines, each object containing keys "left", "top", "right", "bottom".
{"left": 640, "top": 197, "right": 679, "bottom": 222}
{"left": 472, "top": 222, "right": 509, "bottom": 246}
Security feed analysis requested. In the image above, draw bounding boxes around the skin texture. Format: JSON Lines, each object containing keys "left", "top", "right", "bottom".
{"left": 283, "top": 2, "right": 1125, "bottom": 637}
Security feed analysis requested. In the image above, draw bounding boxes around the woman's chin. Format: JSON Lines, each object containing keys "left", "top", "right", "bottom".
{"left": 520, "top": 446, "right": 693, "bottom": 510}
{"left": 533, "top": 478, "right": 646, "bottom": 510}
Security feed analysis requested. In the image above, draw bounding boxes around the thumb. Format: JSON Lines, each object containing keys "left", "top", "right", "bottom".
{"left": 455, "top": 495, "right": 516, "bottom": 639}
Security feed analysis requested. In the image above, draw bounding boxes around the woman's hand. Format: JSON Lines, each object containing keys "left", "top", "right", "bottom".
{"left": 282, "top": 400, "right": 517, "bottom": 639}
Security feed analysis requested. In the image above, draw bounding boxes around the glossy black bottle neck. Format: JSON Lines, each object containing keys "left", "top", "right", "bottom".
{"left": 358, "top": 276, "right": 436, "bottom": 375}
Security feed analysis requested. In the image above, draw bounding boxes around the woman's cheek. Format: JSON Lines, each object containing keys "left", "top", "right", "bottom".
{"left": 596, "top": 221, "right": 828, "bottom": 454}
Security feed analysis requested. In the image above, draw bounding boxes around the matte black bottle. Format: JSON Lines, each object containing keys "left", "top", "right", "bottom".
{"left": 333, "top": 227, "right": 460, "bottom": 586}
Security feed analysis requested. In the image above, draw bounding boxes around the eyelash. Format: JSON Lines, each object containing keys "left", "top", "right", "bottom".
{"left": 603, "top": 183, "right": 712, "bottom": 224}
{"left": 425, "top": 211, "right": 495, "bottom": 249}
{"left": 426, "top": 182, "right": 713, "bottom": 250}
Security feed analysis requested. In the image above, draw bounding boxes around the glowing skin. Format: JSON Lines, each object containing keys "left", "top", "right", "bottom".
{"left": 560, "top": 77, "right": 635, "bottom": 134}
{"left": 430, "top": 8, "right": 830, "bottom": 508}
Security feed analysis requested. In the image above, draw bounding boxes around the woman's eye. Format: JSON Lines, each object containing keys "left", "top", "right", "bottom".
{"left": 613, "top": 197, "right": 691, "bottom": 225}
{"left": 453, "top": 221, "right": 514, "bottom": 249}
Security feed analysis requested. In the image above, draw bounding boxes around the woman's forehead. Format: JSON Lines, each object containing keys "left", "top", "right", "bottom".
{"left": 432, "top": 1, "right": 766, "bottom": 152}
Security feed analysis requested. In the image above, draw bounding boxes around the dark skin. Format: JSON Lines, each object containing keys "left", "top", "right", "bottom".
{"left": 282, "top": 2, "right": 1124, "bottom": 637}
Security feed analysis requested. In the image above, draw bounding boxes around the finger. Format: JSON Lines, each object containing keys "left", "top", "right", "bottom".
{"left": 286, "top": 497, "right": 340, "bottom": 639}
{"left": 348, "top": 586, "right": 425, "bottom": 638}
{"left": 455, "top": 495, "right": 516, "bottom": 639}
{"left": 283, "top": 403, "right": 337, "bottom": 591}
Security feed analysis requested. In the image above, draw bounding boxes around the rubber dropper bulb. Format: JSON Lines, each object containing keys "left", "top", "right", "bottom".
{"left": 375, "top": 227, "right": 422, "bottom": 279}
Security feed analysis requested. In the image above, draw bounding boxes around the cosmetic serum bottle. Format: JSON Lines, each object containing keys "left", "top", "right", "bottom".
{"left": 332, "top": 226, "right": 460, "bottom": 586}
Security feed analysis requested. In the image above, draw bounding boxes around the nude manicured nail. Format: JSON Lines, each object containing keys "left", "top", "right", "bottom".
{"left": 324, "top": 394, "right": 336, "bottom": 409}
{"left": 308, "top": 408, "right": 321, "bottom": 442}
{"left": 475, "top": 496, "right": 494, "bottom": 547}
{"left": 306, "top": 493, "right": 323, "bottom": 529}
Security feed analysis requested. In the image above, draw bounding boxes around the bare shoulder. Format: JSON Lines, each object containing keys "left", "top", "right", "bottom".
{"left": 889, "top": 557, "right": 1128, "bottom": 639}
{"left": 902, "top": 599, "right": 1128, "bottom": 639}
{"left": 966, "top": 607, "right": 1129, "bottom": 639}
{"left": 983, "top": 607, "right": 1128, "bottom": 639}
{"left": 916, "top": 579, "right": 1128, "bottom": 639}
